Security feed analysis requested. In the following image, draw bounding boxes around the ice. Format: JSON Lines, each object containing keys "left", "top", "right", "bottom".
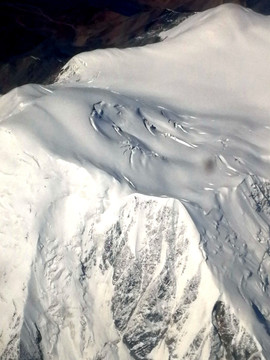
{"left": 0, "top": 3, "right": 270, "bottom": 359}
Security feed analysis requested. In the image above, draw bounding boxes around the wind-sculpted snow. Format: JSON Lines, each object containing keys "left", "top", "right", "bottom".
{"left": 0, "top": 3, "right": 270, "bottom": 360}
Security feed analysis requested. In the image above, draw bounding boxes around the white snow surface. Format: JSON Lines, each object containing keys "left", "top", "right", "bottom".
{"left": 0, "top": 3, "right": 270, "bottom": 359}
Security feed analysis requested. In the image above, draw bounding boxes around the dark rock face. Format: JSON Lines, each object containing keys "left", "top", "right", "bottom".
{"left": 139, "top": 0, "right": 242, "bottom": 10}
{"left": 103, "top": 200, "right": 178, "bottom": 359}
{"left": 210, "top": 301, "right": 261, "bottom": 360}
{"left": 246, "top": 0, "right": 270, "bottom": 14}
{"left": 0, "top": 0, "right": 269, "bottom": 94}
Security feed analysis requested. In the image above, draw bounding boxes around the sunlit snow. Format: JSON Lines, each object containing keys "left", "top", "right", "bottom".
{"left": 0, "top": 4, "right": 270, "bottom": 360}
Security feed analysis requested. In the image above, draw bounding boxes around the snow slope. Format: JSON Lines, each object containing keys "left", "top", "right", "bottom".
{"left": 0, "top": 3, "right": 270, "bottom": 359}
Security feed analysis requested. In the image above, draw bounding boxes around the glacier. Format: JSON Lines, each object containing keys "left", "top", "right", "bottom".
{"left": 0, "top": 4, "right": 270, "bottom": 359}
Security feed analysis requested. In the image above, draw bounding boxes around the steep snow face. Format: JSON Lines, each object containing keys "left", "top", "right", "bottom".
{"left": 0, "top": 3, "right": 270, "bottom": 360}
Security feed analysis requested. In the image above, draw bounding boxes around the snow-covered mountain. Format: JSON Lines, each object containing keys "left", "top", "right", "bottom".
{"left": 0, "top": 4, "right": 270, "bottom": 359}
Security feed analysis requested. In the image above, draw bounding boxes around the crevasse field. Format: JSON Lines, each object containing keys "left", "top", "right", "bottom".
{"left": 0, "top": 4, "right": 270, "bottom": 360}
